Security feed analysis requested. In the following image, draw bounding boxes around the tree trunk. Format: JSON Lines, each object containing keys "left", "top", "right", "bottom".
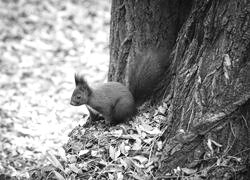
{"left": 108, "top": 0, "right": 250, "bottom": 178}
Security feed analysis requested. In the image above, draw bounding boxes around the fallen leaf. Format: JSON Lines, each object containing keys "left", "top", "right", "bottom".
{"left": 68, "top": 163, "right": 82, "bottom": 174}
{"left": 181, "top": 167, "right": 197, "bottom": 175}
{"left": 53, "top": 171, "right": 65, "bottom": 180}
{"left": 79, "top": 149, "right": 90, "bottom": 156}
{"left": 132, "top": 155, "right": 148, "bottom": 165}
{"left": 46, "top": 151, "right": 64, "bottom": 172}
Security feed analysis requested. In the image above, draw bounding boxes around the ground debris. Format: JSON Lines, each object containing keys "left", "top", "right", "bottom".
{"left": 0, "top": 0, "right": 110, "bottom": 178}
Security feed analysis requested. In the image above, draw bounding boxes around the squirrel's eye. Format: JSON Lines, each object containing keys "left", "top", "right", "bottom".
{"left": 76, "top": 95, "right": 81, "bottom": 99}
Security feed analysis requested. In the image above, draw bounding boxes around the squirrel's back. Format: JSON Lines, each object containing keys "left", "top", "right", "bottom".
{"left": 94, "top": 82, "right": 134, "bottom": 103}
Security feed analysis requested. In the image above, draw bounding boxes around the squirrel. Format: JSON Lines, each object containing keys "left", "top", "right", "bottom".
{"left": 70, "top": 74, "right": 136, "bottom": 125}
{"left": 128, "top": 49, "right": 171, "bottom": 106}
{"left": 70, "top": 49, "right": 170, "bottom": 125}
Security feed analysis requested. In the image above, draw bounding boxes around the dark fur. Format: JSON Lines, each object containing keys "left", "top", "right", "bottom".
{"left": 75, "top": 74, "right": 92, "bottom": 94}
{"left": 70, "top": 74, "right": 92, "bottom": 106}
{"left": 128, "top": 49, "right": 171, "bottom": 105}
{"left": 71, "top": 75, "right": 136, "bottom": 125}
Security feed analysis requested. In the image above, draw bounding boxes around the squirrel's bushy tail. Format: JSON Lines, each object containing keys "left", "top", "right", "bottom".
{"left": 128, "top": 49, "right": 171, "bottom": 106}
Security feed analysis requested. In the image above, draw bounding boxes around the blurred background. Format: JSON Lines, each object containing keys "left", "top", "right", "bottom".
{"left": 0, "top": 0, "right": 110, "bottom": 176}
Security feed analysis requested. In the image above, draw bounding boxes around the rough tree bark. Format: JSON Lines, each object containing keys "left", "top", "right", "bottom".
{"left": 108, "top": 0, "right": 250, "bottom": 179}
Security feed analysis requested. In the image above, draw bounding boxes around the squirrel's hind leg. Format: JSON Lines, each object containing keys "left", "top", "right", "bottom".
{"left": 112, "top": 97, "right": 136, "bottom": 124}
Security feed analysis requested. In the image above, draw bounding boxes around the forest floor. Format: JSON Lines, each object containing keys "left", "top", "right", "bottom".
{"left": 0, "top": 0, "right": 110, "bottom": 177}
{"left": 1, "top": 1, "right": 244, "bottom": 179}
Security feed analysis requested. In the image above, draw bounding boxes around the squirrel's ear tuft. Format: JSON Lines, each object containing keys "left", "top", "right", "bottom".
{"left": 75, "top": 73, "right": 87, "bottom": 86}
{"left": 75, "top": 73, "right": 81, "bottom": 85}
{"left": 74, "top": 73, "right": 91, "bottom": 91}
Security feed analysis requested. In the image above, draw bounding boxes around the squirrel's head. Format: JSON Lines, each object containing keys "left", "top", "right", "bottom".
{"left": 70, "top": 74, "right": 92, "bottom": 106}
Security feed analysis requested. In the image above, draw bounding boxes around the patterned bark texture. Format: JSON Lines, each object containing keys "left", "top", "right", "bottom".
{"left": 108, "top": 0, "right": 250, "bottom": 178}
